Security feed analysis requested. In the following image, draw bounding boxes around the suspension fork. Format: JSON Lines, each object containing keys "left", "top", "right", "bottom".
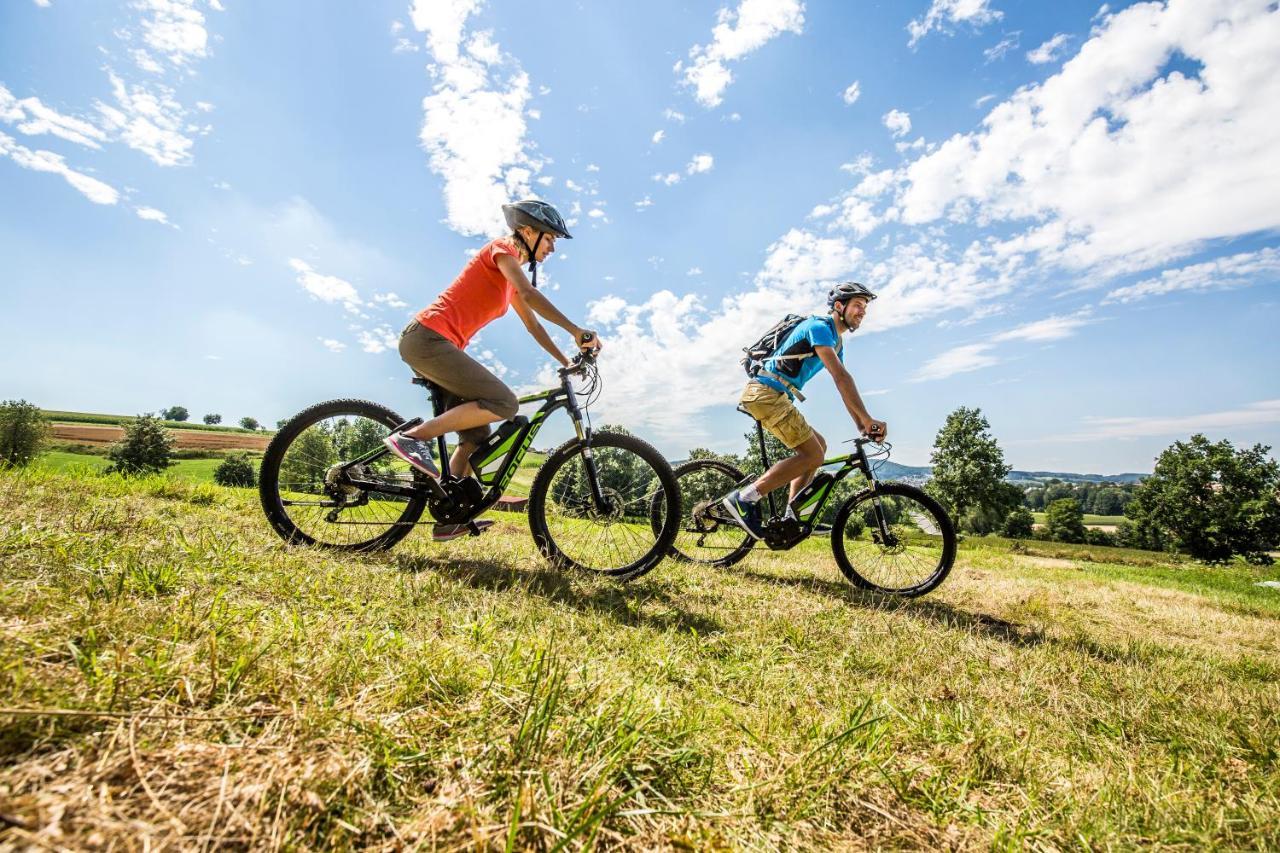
{"left": 565, "top": 382, "right": 610, "bottom": 512}
{"left": 856, "top": 443, "right": 893, "bottom": 539}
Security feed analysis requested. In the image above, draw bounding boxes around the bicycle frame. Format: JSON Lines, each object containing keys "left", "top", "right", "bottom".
{"left": 335, "top": 362, "right": 607, "bottom": 523}
{"left": 741, "top": 415, "right": 889, "bottom": 550}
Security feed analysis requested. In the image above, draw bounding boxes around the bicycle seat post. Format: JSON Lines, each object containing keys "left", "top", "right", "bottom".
{"left": 412, "top": 376, "right": 453, "bottom": 479}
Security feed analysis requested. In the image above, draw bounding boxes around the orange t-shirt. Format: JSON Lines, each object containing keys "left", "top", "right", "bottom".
{"left": 416, "top": 238, "right": 521, "bottom": 349}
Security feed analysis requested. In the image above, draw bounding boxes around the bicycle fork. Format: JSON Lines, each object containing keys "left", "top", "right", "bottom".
{"left": 566, "top": 387, "right": 611, "bottom": 515}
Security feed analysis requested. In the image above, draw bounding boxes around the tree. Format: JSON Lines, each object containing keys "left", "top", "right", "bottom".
{"left": 106, "top": 414, "right": 173, "bottom": 476}
{"left": 160, "top": 406, "right": 189, "bottom": 422}
{"left": 1045, "top": 498, "right": 1086, "bottom": 544}
{"left": 213, "top": 453, "right": 257, "bottom": 488}
{"left": 741, "top": 424, "right": 791, "bottom": 474}
{"left": 927, "top": 407, "right": 1013, "bottom": 533}
{"left": 239, "top": 416, "right": 260, "bottom": 430}
{"left": 1002, "top": 505, "right": 1035, "bottom": 539}
{"left": 203, "top": 413, "right": 222, "bottom": 425}
{"left": 1124, "top": 435, "right": 1280, "bottom": 564}
{"left": 0, "top": 399, "right": 50, "bottom": 468}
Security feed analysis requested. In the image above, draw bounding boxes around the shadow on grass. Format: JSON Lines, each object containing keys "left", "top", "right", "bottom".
{"left": 391, "top": 553, "right": 724, "bottom": 635}
{"left": 737, "top": 567, "right": 1048, "bottom": 647}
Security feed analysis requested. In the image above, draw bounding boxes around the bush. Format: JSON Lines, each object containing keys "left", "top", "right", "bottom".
{"left": 1045, "top": 498, "right": 1086, "bottom": 543}
{"left": 106, "top": 413, "right": 173, "bottom": 476}
{"left": 0, "top": 399, "right": 50, "bottom": 468}
{"left": 1002, "top": 506, "right": 1035, "bottom": 539}
{"left": 203, "top": 413, "right": 222, "bottom": 425}
{"left": 160, "top": 406, "right": 189, "bottom": 422}
{"left": 213, "top": 453, "right": 257, "bottom": 488}
{"left": 1085, "top": 528, "right": 1118, "bottom": 547}
{"left": 240, "top": 416, "right": 260, "bottom": 430}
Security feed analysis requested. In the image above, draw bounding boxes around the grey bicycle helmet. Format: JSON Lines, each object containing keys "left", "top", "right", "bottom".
{"left": 501, "top": 199, "right": 573, "bottom": 239}
{"left": 827, "top": 280, "right": 877, "bottom": 308}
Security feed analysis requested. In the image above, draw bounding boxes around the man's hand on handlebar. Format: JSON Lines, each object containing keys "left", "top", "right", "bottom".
{"left": 575, "top": 328, "right": 602, "bottom": 352}
{"left": 863, "top": 419, "right": 888, "bottom": 443}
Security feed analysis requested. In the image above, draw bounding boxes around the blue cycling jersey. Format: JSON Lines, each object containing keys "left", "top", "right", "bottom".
{"left": 756, "top": 315, "right": 842, "bottom": 398}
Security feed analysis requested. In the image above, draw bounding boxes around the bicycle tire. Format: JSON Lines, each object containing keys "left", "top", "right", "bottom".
{"left": 259, "top": 399, "right": 427, "bottom": 552}
{"left": 652, "top": 459, "right": 756, "bottom": 567}
{"left": 830, "top": 482, "right": 956, "bottom": 597}
{"left": 527, "top": 431, "right": 679, "bottom": 579}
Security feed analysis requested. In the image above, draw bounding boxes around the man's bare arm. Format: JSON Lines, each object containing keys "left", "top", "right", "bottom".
{"left": 816, "top": 345, "right": 887, "bottom": 439}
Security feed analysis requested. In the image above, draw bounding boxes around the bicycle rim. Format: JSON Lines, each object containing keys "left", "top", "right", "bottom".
{"left": 656, "top": 460, "right": 754, "bottom": 566}
{"left": 832, "top": 484, "right": 955, "bottom": 596}
{"left": 261, "top": 400, "right": 426, "bottom": 551}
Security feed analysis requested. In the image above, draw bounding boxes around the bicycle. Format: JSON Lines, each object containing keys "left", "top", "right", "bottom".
{"left": 259, "top": 350, "right": 680, "bottom": 579}
{"left": 650, "top": 406, "right": 956, "bottom": 597}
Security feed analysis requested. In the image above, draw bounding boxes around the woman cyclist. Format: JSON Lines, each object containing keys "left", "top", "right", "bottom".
{"left": 384, "top": 199, "right": 601, "bottom": 540}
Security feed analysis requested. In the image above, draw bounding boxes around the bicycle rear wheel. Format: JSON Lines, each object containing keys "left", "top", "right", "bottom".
{"left": 831, "top": 483, "right": 956, "bottom": 597}
{"left": 651, "top": 459, "right": 755, "bottom": 567}
{"left": 528, "top": 431, "right": 678, "bottom": 579}
{"left": 259, "top": 399, "right": 427, "bottom": 551}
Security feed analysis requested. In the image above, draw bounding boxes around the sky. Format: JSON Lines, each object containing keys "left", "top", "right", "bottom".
{"left": 2, "top": 0, "right": 1278, "bottom": 474}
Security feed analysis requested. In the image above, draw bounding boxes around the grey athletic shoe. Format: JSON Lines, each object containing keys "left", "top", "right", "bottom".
{"left": 382, "top": 433, "right": 440, "bottom": 478}
{"left": 433, "top": 519, "right": 494, "bottom": 542}
{"left": 721, "top": 490, "right": 766, "bottom": 540}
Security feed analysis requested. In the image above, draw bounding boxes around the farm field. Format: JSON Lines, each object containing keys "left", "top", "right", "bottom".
{"left": 1, "top": 467, "right": 1278, "bottom": 849}
{"left": 1032, "top": 512, "right": 1126, "bottom": 529}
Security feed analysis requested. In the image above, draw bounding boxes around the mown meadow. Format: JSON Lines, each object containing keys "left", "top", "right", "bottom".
{"left": 1, "top": 465, "right": 1278, "bottom": 849}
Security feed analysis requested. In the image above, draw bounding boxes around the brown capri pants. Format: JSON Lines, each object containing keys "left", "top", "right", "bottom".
{"left": 399, "top": 321, "right": 519, "bottom": 445}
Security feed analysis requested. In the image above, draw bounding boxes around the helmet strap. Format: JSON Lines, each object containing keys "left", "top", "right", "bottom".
{"left": 512, "top": 230, "right": 544, "bottom": 289}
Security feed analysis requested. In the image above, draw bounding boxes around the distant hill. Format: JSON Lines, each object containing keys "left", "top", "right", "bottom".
{"left": 829, "top": 460, "right": 1146, "bottom": 486}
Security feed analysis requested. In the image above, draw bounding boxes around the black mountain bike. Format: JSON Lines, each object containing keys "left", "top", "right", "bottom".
{"left": 651, "top": 408, "right": 956, "bottom": 597}
{"left": 259, "top": 351, "right": 680, "bottom": 579}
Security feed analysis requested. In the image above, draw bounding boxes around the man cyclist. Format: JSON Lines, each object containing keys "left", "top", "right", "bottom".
{"left": 384, "top": 199, "right": 601, "bottom": 540}
{"left": 722, "top": 281, "right": 887, "bottom": 539}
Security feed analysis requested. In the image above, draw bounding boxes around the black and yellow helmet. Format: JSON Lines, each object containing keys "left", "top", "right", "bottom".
{"left": 501, "top": 199, "right": 573, "bottom": 239}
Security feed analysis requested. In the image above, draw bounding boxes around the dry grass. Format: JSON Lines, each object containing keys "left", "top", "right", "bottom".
{"left": 1, "top": 467, "right": 1278, "bottom": 850}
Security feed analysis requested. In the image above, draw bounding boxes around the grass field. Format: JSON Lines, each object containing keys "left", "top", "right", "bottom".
{"left": 1, "top": 467, "right": 1278, "bottom": 849}
{"left": 42, "top": 409, "right": 267, "bottom": 435}
{"left": 1032, "top": 512, "right": 1126, "bottom": 527}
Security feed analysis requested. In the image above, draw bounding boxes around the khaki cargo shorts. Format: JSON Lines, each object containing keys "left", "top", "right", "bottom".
{"left": 399, "top": 321, "right": 519, "bottom": 445}
{"left": 740, "top": 381, "right": 813, "bottom": 449}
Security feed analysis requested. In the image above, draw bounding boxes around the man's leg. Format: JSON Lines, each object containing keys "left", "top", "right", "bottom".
{"left": 786, "top": 432, "right": 826, "bottom": 503}
{"left": 751, "top": 433, "right": 824, "bottom": 500}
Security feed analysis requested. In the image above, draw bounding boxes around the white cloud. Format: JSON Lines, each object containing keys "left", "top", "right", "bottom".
{"left": 890, "top": 0, "right": 1280, "bottom": 277}
{"left": 842, "top": 81, "right": 861, "bottom": 105}
{"left": 912, "top": 310, "right": 1092, "bottom": 381}
{"left": 1027, "top": 33, "right": 1069, "bottom": 64}
{"left": 586, "top": 163, "right": 600, "bottom": 172}
{"left": 651, "top": 129, "right": 665, "bottom": 145}
{"left": 136, "top": 0, "right": 209, "bottom": 66}
{"left": 564, "top": 178, "right": 583, "bottom": 192}
{"left": 320, "top": 338, "right": 347, "bottom": 353}
{"left": 634, "top": 195, "right": 654, "bottom": 211}
{"left": 882, "top": 109, "right": 912, "bottom": 138}
{"left": 653, "top": 171, "right": 682, "bottom": 186}
{"left": 135, "top": 205, "right": 172, "bottom": 225}
{"left": 912, "top": 343, "right": 999, "bottom": 381}
{"left": 96, "top": 71, "right": 194, "bottom": 167}
{"left": 289, "top": 258, "right": 363, "bottom": 312}
{"left": 664, "top": 108, "right": 686, "bottom": 123}
{"left": 908, "top": 0, "right": 1003, "bottom": 48}
{"left": 678, "top": 0, "right": 805, "bottom": 108}
{"left": 1055, "top": 400, "right": 1280, "bottom": 442}
{"left": 0, "top": 84, "right": 108, "bottom": 149}
{"left": 686, "top": 152, "right": 714, "bottom": 174}
{"left": 1103, "top": 247, "right": 1280, "bottom": 304}
{"left": 373, "top": 291, "right": 410, "bottom": 309}
{"left": 687, "top": 267, "right": 703, "bottom": 276}
{"left": 357, "top": 326, "right": 398, "bottom": 354}
{"left": 411, "top": 0, "right": 540, "bottom": 237}
{"left": 33, "top": 0, "right": 52, "bottom": 6}
{"left": 983, "top": 32, "right": 1020, "bottom": 62}
{"left": 0, "top": 131, "right": 119, "bottom": 205}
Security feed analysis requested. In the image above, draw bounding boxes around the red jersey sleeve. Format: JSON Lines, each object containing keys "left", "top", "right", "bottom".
{"left": 489, "top": 238, "right": 521, "bottom": 265}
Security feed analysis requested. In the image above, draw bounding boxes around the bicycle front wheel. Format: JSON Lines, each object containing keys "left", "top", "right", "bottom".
{"left": 831, "top": 483, "right": 956, "bottom": 597}
{"left": 651, "top": 459, "right": 755, "bottom": 567}
{"left": 528, "top": 431, "right": 679, "bottom": 579}
{"left": 259, "top": 399, "right": 427, "bottom": 552}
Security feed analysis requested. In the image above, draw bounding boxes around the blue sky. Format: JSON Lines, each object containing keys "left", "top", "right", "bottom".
{"left": 2, "top": 0, "right": 1278, "bottom": 473}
